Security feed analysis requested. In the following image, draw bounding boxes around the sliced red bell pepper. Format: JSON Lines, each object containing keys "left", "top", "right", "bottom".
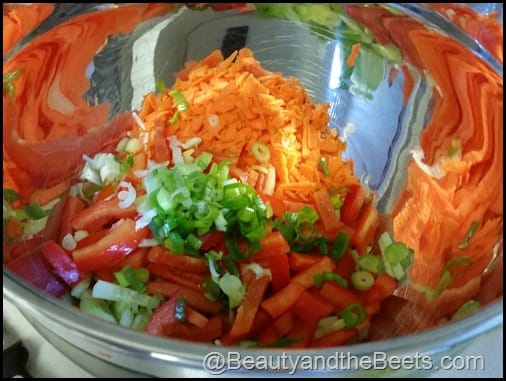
{"left": 199, "top": 230, "right": 226, "bottom": 252}
{"left": 285, "top": 317, "right": 318, "bottom": 348}
{"left": 229, "top": 275, "right": 270, "bottom": 338}
{"left": 258, "top": 310, "right": 295, "bottom": 345}
{"left": 291, "top": 290, "right": 334, "bottom": 324}
{"left": 320, "top": 281, "right": 363, "bottom": 310}
{"left": 261, "top": 281, "right": 305, "bottom": 319}
{"left": 186, "top": 305, "right": 209, "bottom": 328}
{"left": 340, "top": 184, "right": 365, "bottom": 228}
{"left": 147, "top": 263, "right": 206, "bottom": 293}
{"left": 71, "top": 218, "right": 149, "bottom": 272}
{"left": 362, "top": 273, "right": 398, "bottom": 304}
{"left": 70, "top": 197, "right": 138, "bottom": 232}
{"left": 313, "top": 188, "right": 342, "bottom": 234}
{"left": 147, "top": 246, "right": 210, "bottom": 274}
{"left": 311, "top": 327, "right": 358, "bottom": 347}
{"left": 288, "top": 252, "right": 320, "bottom": 272}
{"left": 252, "top": 231, "right": 291, "bottom": 292}
{"left": 292, "top": 256, "right": 334, "bottom": 288}
{"left": 221, "top": 310, "right": 272, "bottom": 346}
{"left": 41, "top": 240, "right": 85, "bottom": 286}
{"left": 333, "top": 250, "right": 357, "bottom": 282}
{"left": 6, "top": 251, "right": 68, "bottom": 297}
{"left": 258, "top": 193, "right": 286, "bottom": 220}
{"left": 112, "top": 247, "right": 148, "bottom": 270}
{"left": 168, "top": 316, "right": 223, "bottom": 342}
{"left": 352, "top": 201, "right": 380, "bottom": 255}
{"left": 146, "top": 294, "right": 180, "bottom": 335}
{"left": 146, "top": 280, "right": 222, "bottom": 314}
{"left": 59, "top": 194, "right": 86, "bottom": 241}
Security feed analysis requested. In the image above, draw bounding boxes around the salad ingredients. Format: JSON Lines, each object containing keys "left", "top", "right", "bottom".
{"left": 4, "top": 45, "right": 411, "bottom": 348}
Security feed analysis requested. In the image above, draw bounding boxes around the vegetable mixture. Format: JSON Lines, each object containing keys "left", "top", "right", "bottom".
{"left": 3, "top": 46, "right": 414, "bottom": 348}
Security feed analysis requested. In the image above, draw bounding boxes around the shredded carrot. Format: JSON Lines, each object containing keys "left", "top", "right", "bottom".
{"left": 135, "top": 48, "right": 359, "bottom": 204}
{"left": 346, "top": 43, "right": 361, "bottom": 67}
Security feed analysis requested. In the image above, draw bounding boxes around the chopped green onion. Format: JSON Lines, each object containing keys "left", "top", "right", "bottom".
{"left": 315, "top": 316, "right": 346, "bottom": 339}
{"left": 3, "top": 188, "right": 21, "bottom": 202}
{"left": 203, "top": 275, "right": 222, "bottom": 301}
{"left": 155, "top": 79, "right": 167, "bottom": 93}
{"left": 329, "top": 231, "right": 350, "bottom": 261}
{"left": 458, "top": 221, "right": 480, "bottom": 249}
{"left": 169, "top": 89, "right": 188, "bottom": 112}
{"left": 79, "top": 290, "right": 117, "bottom": 323}
{"left": 319, "top": 157, "right": 331, "bottom": 177}
{"left": 91, "top": 280, "right": 161, "bottom": 309}
{"left": 251, "top": 141, "right": 271, "bottom": 163}
{"left": 175, "top": 298, "right": 187, "bottom": 322}
{"left": 219, "top": 273, "right": 245, "bottom": 309}
{"left": 350, "top": 270, "right": 374, "bottom": 291}
{"left": 113, "top": 265, "right": 148, "bottom": 293}
{"left": 441, "top": 256, "right": 472, "bottom": 274}
{"left": 379, "top": 232, "right": 413, "bottom": 282}
{"left": 341, "top": 303, "right": 366, "bottom": 328}
{"left": 314, "top": 272, "right": 348, "bottom": 288}
{"left": 451, "top": 300, "right": 481, "bottom": 320}
{"left": 22, "top": 203, "right": 48, "bottom": 220}
{"left": 357, "top": 254, "right": 383, "bottom": 274}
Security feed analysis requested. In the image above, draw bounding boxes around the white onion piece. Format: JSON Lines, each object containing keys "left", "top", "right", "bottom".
{"left": 262, "top": 163, "right": 276, "bottom": 196}
{"left": 62, "top": 233, "right": 77, "bottom": 251}
{"left": 135, "top": 208, "right": 157, "bottom": 231}
{"left": 117, "top": 181, "right": 136, "bottom": 209}
{"left": 168, "top": 135, "right": 184, "bottom": 164}
{"left": 138, "top": 238, "right": 159, "bottom": 247}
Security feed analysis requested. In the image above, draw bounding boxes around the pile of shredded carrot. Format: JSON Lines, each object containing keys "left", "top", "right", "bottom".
{"left": 136, "top": 48, "right": 359, "bottom": 204}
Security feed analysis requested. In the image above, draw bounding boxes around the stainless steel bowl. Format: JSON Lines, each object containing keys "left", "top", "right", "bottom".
{"left": 3, "top": 3, "right": 503, "bottom": 377}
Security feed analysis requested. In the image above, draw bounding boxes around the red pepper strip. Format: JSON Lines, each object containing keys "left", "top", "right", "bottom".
{"left": 147, "top": 263, "right": 207, "bottom": 293}
{"left": 72, "top": 218, "right": 149, "bottom": 272}
{"left": 288, "top": 252, "right": 320, "bottom": 272}
{"left": 320, "top": 281, "right": 363, "bottom": 311}
{"left": 146, "top": 280, "right": 222, "bottom": 314}
{"left": 147, "top": 246, "right": 210, "bottom": 274}
{"left": 221, "top": 310, "right": 272, "bottom": 346}
{"left": 251, "top": 231, "right": 291, "bottom": 292}
{"left": 229, "top": 275, "right": 270, "bottom": 338}
{"left": 340, "top": 185, "right": 365, "bottom": 228}
{"left": 41, "top": 240, "right": 84, "bottom": 287}
{"left": 70, "top": 197, "right": 138, "bottom": 232}
{"left": 285, "top": 317, "right": 318, "bottom": 348}
{"left": 291, "top": 290, "right": 334, "bottom": 325}
{"left": 258, "top": 193, "right": 286, "bottom": 220}
{"left": 352, "top": 201, "right": 380, "bottom": 255}
{"left": 186, "top": 305, "right": 209, "bottom": 328}
{"left": 292, "top": 256, "right": 335, "bottom": 288}
{"left": 6, "top": 252, "right": 68, "bottom": 297}
{"left": 199, "top": 230, "right": 226, "bottom": 252}
{"left": 362, "top": 273, "right": 398, "bottom": 304}
{"left": 311, "top": 328, "right": 358, "bottom": 348}
{"left": 261, "top": 282, "right": 306, "bottom": 319}
{"left": 146, "top": 294, "right": 181, "bottom": 335}
{"left": 333, "top": 251, "right": 357, "bottom": 282}
{"left": 58, "top": 194, "right": 86, "bottom": 241}
{"left": 167, "top": 316, "right": 223, "bottom": 342}
{"left": 112, "top": 247, "right": 148, "bottom": 270}
{"left": 258, "top": 310, "right": 295, "bottom": 345}
{"left": 313, "top": 188, "right": 343, "bottom": 234}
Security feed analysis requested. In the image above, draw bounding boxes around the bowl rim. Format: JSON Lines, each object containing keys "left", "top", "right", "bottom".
{"left": 3, "top": 268, "right": 504, "bottom": 367}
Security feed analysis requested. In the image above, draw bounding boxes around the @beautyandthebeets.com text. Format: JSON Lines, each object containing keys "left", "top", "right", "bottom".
{"left": 202, "top": 351, "right": 486, "bottom": 375}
